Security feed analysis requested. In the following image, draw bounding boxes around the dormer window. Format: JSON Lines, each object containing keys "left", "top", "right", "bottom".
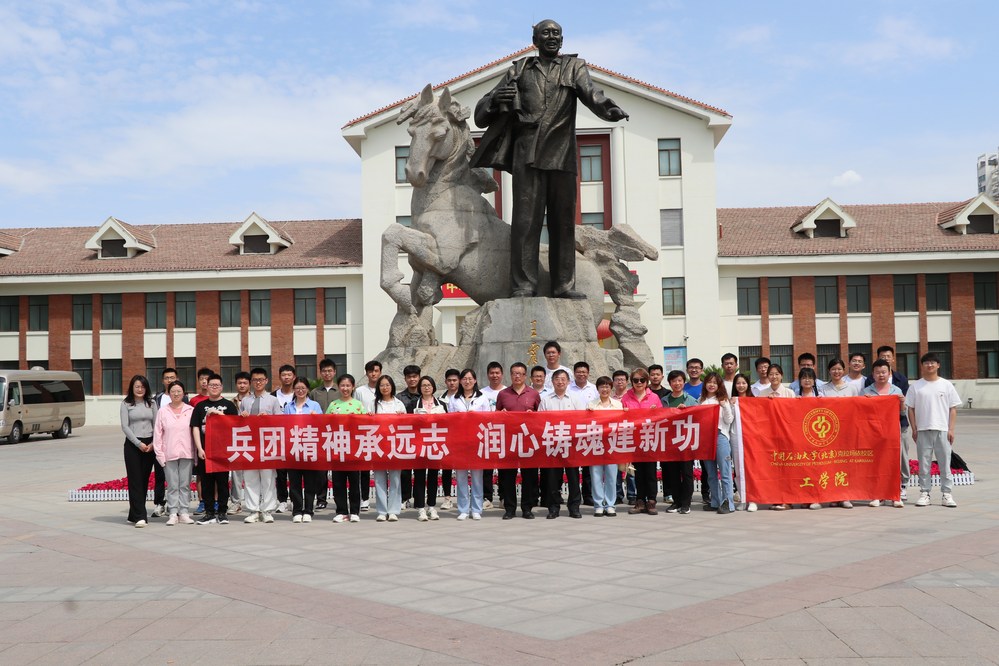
{"left": 812, "top": 220, "right": 841, "bottom": 238}
{"left": 791, "top": 198, "right": 857, "bottom": 238}
{"left": 229, "top": 213, "right": 293, "bottom": 255}
{"left": 936, "top": 194, "right": 999, "bottom": 235}
{"left": 242, "top": 234, "right": 270, "bottom": 254}
{"left": 101, "top": 239, "right": 127, "bottom": 258}
{"left": 968, "top": 215, "right": 995, "bottom": 234}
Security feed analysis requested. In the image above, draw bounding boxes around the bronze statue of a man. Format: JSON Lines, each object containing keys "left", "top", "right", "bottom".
{"left": 471, "top": 19, "right": 629, "bottom": 299}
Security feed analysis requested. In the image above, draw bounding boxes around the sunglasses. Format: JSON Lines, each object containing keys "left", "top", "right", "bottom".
{"left": 631, "top": 377, "right": 647, "bottom": 383}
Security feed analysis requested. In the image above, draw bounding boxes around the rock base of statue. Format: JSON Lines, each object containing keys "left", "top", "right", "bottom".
{"left": 374, "top": 297, "right": 624, "bottom": 384}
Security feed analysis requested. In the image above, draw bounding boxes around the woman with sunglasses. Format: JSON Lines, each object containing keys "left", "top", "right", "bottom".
{"left": 283, "top": 376, "right": 323, "bottom": 524}
{"left": 448, "top": 369, "right": 492, "bottom": 520}
{"left": 623, "top": 368, "right": 662, "bottom": 515}
{"left": 373, "top": 376, "right": 407, "bottom": 522}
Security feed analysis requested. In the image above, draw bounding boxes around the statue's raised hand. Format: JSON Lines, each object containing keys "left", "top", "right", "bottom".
{"left": 606, "top": 107, "right": 629, "bottom": 122}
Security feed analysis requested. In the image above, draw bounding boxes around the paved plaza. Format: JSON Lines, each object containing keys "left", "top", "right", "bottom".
{"left": 1, "top": 412, "right": 998, "bottom": 665}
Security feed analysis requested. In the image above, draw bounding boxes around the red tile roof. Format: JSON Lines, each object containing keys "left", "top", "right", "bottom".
{"left": 0, "top": 219, "right": 361, "bottom": 276}
{"left": 934, "top": 199, "right": 973, "bottom": 227}
{"left": 718, "top": 202, "right": 999, "bottom": 257}
{"left": 0, "top": 231, "right": 22, "bottom": 253}
{"left": 342, "top": 46, "right": 729, "bottom": 129}
{"left": 117, "top": 219, "right": 157, "bottom": 248}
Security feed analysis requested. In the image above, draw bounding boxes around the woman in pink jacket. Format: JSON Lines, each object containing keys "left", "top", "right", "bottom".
{"left": 154, "top": 381, "right": 196, "bottom": 525}
{"left": 623, "top": 368, "right": 662, "bottom": 515}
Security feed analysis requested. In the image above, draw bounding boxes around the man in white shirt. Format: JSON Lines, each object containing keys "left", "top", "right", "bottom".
{"left": 352, "top": 360, "right": 381, "bottom": 510}
{"left": 542, "top": 341, "right": 571, "bottom": 391}
{"left": 750, "top": 357, "right": 770, "bottom": 397}
{"left": 270, "top": 364, "right": 297, "bottom": 513}
{"left": 846, "top": 352, "right": 867, "bottom": 393}
{"left": 530, "top": 366, "right": 552, "bottom": 399}
{"left": 239, "top": 367, "right": 283, "bottom": 523}
{"left": 906, "top": 352, "right": 962, "bottom": 508}
{"left": 478, "top": 361, "right": 506, "bottom": 508}
{"left": 567, "top": 362, "right": 599, "bottom": 506}
{"left": 539, "top": 369, "right": 584, "bottom": 519}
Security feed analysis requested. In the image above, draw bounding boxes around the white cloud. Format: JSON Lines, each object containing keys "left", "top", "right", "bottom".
{"left": 832, "top": 170, "right": 863, "bottom": 187}
{"left": 725, "top": 24, "right": 771, "bottom": 49}
{"left": 839, "top": 17, "right": 956, "bottom": 66}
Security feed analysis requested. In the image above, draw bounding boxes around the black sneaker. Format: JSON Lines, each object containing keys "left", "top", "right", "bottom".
{"left": 665, "top": 504, "right": 680, "bottom": 513}
{"left": 678, "top": 506, "right": 690, "bottom": 514}
{"left": 316, "top": 500, "right": 328, "bottom": 512}
{"left": 216, "top": 513, "right": 229, "bottom": 525}
{"left": 196, "top": 512, "right": 216, "bottom": 525}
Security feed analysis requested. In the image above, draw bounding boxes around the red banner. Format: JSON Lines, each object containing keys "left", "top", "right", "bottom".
{"left": 740, "top": 397, "right": 901, "bottom": 504}
{"left": 204, "top": 406, "right": 719, "bottom": 472}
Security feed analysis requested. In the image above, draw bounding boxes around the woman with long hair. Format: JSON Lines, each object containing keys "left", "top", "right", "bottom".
{"left": 448, "top": 369, "right": 491, "bottom": 520}
{"left": 587, "top": 376, "right": 623, "bottom": 516}
{"left": 121, "top": 375, "right": 158, "bottom": 527}
{"left": 796, "top": 368, "right": 823, "bottom": 398}
{"left": 412, "top": 376, "right": 447, "bottom": 521}
{"left": 698, "top": 372, "right": 735, "bottom": 514}
{"left": 283, "top": 376, "right": 323, "bottom": 524}
{"left": 730, "top": 373, "right": 757, "bottom": 512}
{"left": 759, "top": 364, "right": 795, "bottom": 398}
{"left": 326, "top": 374, "right": 366, "bottom": 523}
{"left": 153, "top": 381, "right": 196, "bottom": 525}
{"left": 373, "top": 375, "right": 407, "bottom": 522}
{"left": 623, "top": 368, "right": 662, "bottom": 515}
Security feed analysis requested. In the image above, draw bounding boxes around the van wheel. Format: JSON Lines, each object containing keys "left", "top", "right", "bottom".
{"left": 8, "top": 422, "right": 22, "bottom": 444}
{"left": 53, "top": 418, "right": 71, "bottom": 439}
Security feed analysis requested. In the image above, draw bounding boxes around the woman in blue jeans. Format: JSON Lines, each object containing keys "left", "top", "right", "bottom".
{"left": 698, "top": 372, "right": 735, "bottom": 514}
{"left": 372, "top": 376, "right": 407, "bottom": 521}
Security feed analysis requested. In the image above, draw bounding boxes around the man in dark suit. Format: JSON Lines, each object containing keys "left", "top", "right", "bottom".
{"left": 471, "top": 19, "right": 628, "bottom": 299}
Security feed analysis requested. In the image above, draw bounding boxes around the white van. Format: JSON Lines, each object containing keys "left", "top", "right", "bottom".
{"left": 0, "top": 370, "right": 87, "bottom": 443}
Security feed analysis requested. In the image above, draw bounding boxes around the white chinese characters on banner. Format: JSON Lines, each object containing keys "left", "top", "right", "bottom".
{"left": 671, "top": 415, "right": 700, "bottom": 452}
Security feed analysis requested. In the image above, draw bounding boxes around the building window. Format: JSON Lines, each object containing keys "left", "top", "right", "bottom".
{"left": 846, "top": 276, "right": 870, "bottom": 313}
{"left": 294, "top": 354, "right": 318, "bottom": 382}
{"left": 769, "top": 277, "right": 792, "bottom": 315}
{"left": 294, "top": 289, "right": 316, "bottom": 326}
{"left": 325, "top": 354, "right": 347, "bottom": 376}
{"left": 848, "top": 344, "right": 872, "bottom": 374}
{"left": 813, "top": 220, "right": 841, "bottom": 238}
{"left": 737, "top": 278, "right": 760, "bottom": 315}
{"left": 220, "top": 357, "right": 241, "bottom": 393}
{"left": 974, "top": 273, "right": 998, "bottom": 310}
{"left": 979, "top": 341, "right": 999, "bottom": 378}
{"left": 581, "top": 213, "right": 605, "bottom": 229}
{"left": 249, "top": 356, "right": 271, "bottom": 390}
{"left": 28, "top": 296, "right": 48, "bottom": 332}
{"left": 769, "top": 345, "right": 793, "bottom": 379}
{"left": 659, "top": 209, "right": 683, "bottom": 246}
{"left": 175, "top": 292, "right": 196, "bottom": 328}
{"left": 928, "top": 342, "right": 952, "bottom": 379}
{"left": 967, "top": 214, "right": 994, "bottom": 234}
{"left": 101, "top": 238, "right": 127, "bottom": 258}
{"left": 739, "top": 346, "right": 761, "bottom": 375}
{"left": 72, "top": 295, "right": 92, "bottom": 330}
{"left": 174, "top": 357, "right": 196, "bottom": 394}
{"left": 816, "top": 344, "right": 839, "bottom": 382}
{"left": 658, "top": 139, "right": 681, "bottom": 176}
{"left": 396, "top": 216, "right": 412, "bottom": 227}
{"left": 73, "top": 359, "right": 93, "bottom": 395}
{"left": 0, "top": 296, "right": 17, "bottom": 332}
{"left": 396, "top": 146, "right": 410, "bottom": 183}
{"left": 145, "top": 358, "right": 165, "bottom": 388}
{"left": 925, "top": 274, "right": 949, "bottom": 311}
{"left": 220, "top": 290, "right": 241, "bottom": 327}
{"left": 895, "top": 343, "right": 919, "bottom": 381}
{"left": 894, "top": 275, "right": 917, "bottom": 312}
{"left": 102, "top": 294, "right": 122, "bottom": 330}
{"left": 146, "top": 293, "right": 166, "bottom": 329}
{"left": 325, "top": 288, "right": 346, "bottom": 325}
{"left": 102, "top": 359, "right": 122, "bottom": 395}
{"left": 243, "top": 234, "right": 270, "bottom": 254}
{"left": 662, "top": 278, "right": 685, "bottom": 316}
{"left": 814, "top": 277, "right": 838, "bottom": 314}
{"left": 579, "top": 145, "right": 602, "bottom": 181}
{"left": 249, "top": 290, "right": 270, "bottom": 326}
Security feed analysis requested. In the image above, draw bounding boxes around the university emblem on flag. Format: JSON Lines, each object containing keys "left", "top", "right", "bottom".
{"left": 803, "top": 408, "right": 840, "bottom": 447}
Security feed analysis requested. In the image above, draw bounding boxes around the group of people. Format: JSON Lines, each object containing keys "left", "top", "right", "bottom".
{"left": 120, "top": 343, "right": 962, "bottom": 528}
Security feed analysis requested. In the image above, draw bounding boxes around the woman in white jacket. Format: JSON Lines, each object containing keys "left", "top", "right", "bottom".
{"left": 698, "top": 372, "right": 735, "bottom": 514}
{"left": 372, "top": 376, "right": 407, "bottom": 522}
{"left": 448, "top": 369, "right": 492, "bottom": 521}
{"left": 412, "top": 376, "right": 448, "bottom": 522}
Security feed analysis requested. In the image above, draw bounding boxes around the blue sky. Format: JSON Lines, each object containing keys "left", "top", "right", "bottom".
{"left": 1, "top": 0, "right": 996, "bottom": 228}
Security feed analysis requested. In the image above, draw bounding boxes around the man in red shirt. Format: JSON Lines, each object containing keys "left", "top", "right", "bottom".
{"left": 495, "top": 362, "right": 541, "bottom": 519}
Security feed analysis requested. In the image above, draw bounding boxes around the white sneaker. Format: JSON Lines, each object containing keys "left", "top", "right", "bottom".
{"left": 376, "top": 514, "right": 387, "bottom": 522}
{"left": 471, "top": 513, "right": 481, "bottom": 520}
{"left": 332, "top": 514, "right": 346, "bottom": 523}
{"left": 275, "top": 502, "right": 287, "bottom": 514}
{"left": 605, "top": 507, "right": 616, "bottom": 516}
{"left": 244, "top": 512, "right": 260, "bottom": 523}
{"left": 900, "top": 487, "right": 908, "bottom": 501}
{"left": 915, "top": 492, "right": 931, "bottom": 507}
{"left": 360, "top": 500, "right": 370, "bottom": 511}
{"left": 809, "top": 503, "right": 822, "bottom": 510}
{"left": 747, "top": 503, "right": 758, "bottom": 512}
{"left": 482, "top": 499, "right": 493, "bottom": 510}
{"left": 735, "top": 502, "right": 746, "bottom": 511}
{"left": 403, "top": 499, "right": 413, "bottom": 509}
{"left": 349, "top": 514, "right": 360, "bottom": 523}
{"left": 428, "top": 507, "right": 439, "bottom": 520}
{"left": 417, "top": 508, "right": 428, "bottom": 522}
{"left": 457, "top": 513, "right": 468, "bottom": 521}
{"left": 942, "top": 493, "right": 957, "bottom": 508}
{"left": 841, "top": 500, "right": 853, "bottom": 509}
{"left": 388, "top": 514, "right": 398, "bottom": 522}
{"left": 893, "top": 500, "right": 905, "bottom": 508}
{"left": 262, "top": 512, "right": 274, "bottom": 523}
{"left": 869, "top": 500, "right": 881, "bottom": 507}
{"left": 150, "top": 505, "right": 165, "bottom": 518}
{"left": 440, "top": 497, "right": 453, "bottom": 510}
{"left": 165, "top": 514, "right": 178, "bottom": 526}
{"left": 303, "top": 514, "right": 312, "bottom": 523}
{"left": 293, "top": 514, "right": 303, "bottom": 524}
{"left": 135, "top": 520, "right": 147, "bottom": 528}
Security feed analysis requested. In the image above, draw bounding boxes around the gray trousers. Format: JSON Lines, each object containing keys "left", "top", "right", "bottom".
{"left": 230, "top": 470, "right": 245, "bottom": 503}
{"left": 900, "top": 426, "right": 912, "bottom": 486}
{"left": 916, "top": 430, "right": 952, "bottom": 494}
{"left": 164, "top": 458, "right": 194, "bottom": 516}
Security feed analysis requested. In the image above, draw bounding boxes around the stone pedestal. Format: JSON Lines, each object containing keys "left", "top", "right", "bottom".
{"left": 375, "top": 297, "right": 624, "bottom": 384}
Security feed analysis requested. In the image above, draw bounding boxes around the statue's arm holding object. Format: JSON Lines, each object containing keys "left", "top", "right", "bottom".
{"left": 572, "top": 60, "right": 629, "bottom": 122}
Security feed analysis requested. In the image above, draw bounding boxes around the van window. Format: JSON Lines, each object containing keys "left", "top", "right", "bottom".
{"left": 0, "top": 380, "right": 5, "bottom": 409}
{"left": 46, "top": 380, "right": 85, "bottom": 402}
{"left": 21, "top": 381, "right": 44, "bottom": 405}
{"left": 8, "top": 383, "right": 20, "bottom": 407}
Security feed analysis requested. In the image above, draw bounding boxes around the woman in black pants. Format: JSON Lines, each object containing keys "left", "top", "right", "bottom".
{"left": 121, "top": 375, "right": 158, "bottom": 528}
